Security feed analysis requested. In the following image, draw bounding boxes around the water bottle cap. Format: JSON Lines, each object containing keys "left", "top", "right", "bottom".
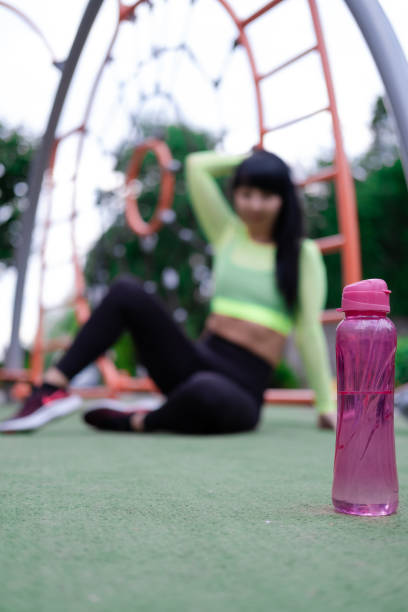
{"left": 338, "top": 278, "right": 391, "bottom": 313}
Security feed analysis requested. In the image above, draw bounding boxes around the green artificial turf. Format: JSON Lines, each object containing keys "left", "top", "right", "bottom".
{"left": 1, "top": 404, "right": 408, "bottom": 612}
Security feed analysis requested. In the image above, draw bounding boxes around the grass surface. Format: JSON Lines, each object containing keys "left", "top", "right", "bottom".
{"left": 1, "top": 404, "right": 408, "bottom": 612}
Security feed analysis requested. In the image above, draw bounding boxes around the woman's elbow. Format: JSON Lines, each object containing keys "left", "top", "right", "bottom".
{"left": 185, "top": 151, "right": 207, "bottom": 167}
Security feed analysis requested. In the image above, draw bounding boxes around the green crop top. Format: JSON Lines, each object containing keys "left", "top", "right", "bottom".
{"left": 185, "top": 151, "right": 335, "bottom": 414}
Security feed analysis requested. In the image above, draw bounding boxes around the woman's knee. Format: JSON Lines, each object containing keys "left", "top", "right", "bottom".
{"left": 185, "top": 372, "right": 226, "bottom": 405}
{"left": 106, "top": 275, "right": 144, "bottom": 308}
{"left": 109, "top": 274, "right": 142, "bottom": 295}
{"left": 186, "top": 371, "right": 260, "bottom": 433}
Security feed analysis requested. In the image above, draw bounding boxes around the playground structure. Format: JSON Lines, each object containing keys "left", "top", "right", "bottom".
{"left": 1, "top": 0, "right": 408, "bottom": 403}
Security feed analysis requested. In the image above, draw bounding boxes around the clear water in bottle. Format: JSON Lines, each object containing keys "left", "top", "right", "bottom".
{"left": 332, "top": 280, "right": 398, "bottom": 516}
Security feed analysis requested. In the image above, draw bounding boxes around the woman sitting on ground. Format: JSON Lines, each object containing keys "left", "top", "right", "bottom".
{"left": 1, "top": 148, "right": 336, "bottom": 434}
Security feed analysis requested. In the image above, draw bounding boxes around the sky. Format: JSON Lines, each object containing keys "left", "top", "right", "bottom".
{"left": 0, "top": 0, "right": 407, "bottom": 360}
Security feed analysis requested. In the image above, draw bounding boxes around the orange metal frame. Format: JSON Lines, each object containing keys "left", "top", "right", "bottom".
{"left": 2, "top": 0, "right": 361, "bottom": 406}
{"left": 0, "top": 1, "right": 58, "bottom": 64}
{"left": 125, "top": 139, "right": 175, "bottom": 236}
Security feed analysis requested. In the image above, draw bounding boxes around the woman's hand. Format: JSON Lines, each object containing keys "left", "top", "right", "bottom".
{"left": 317, "top": 412, "right": 337, "bottom": 430}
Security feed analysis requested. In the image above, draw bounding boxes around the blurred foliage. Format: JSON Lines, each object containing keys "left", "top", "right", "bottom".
{"left": 395, "top": 336, "right": 408, "bottom": 388}
{"left": 0, "top": 123, "right": 34, "bottom": 265}
{"left": 304, "top": 97, "right": 408, "bottom": 314}
{"left": 270, "top": 360, "right": 300, "bottom": 389}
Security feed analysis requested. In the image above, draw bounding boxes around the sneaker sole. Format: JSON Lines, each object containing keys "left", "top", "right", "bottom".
{"left": 84, "top": 397, "right": 163, "bottom": 414}
{"left": 0, "top": 395, "right": 82, "bottom": 432}
{"left": 83, "top": 399, "right": 134, "bottom": 415}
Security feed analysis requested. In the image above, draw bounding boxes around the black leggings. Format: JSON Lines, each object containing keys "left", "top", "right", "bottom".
{"left": 57, "top": 276, "right": 271, "bottom": 434}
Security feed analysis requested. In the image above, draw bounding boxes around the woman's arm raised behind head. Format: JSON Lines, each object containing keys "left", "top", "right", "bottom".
{"left": 185, "top": 151, "right": 246, "bottom": 247}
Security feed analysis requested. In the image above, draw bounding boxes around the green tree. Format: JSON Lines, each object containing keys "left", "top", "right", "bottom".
{"left": 304, "top": 97, "right": 408, "bottom": 314}
{"left": 0, "top": 123, "right": 34, "bottom": 265}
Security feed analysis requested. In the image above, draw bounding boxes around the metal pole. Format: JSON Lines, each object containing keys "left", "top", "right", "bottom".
{"left": 6, "top": 0, "right": 104, "bottom": 369}
{"left": 344, "top": 0, "right": 408, "bottom": 187}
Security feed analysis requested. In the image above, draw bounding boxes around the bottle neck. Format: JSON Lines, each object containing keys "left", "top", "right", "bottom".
{"left": 344, "top": 310, "right": 387, "bottom": 319}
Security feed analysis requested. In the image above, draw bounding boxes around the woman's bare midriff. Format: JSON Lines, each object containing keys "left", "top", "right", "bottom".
{"left": 204, "top": 313, "right": 287, "bottom": 366}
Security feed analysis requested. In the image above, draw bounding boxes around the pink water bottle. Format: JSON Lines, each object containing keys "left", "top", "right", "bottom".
{"left": 332, "top": 279, "right": 398, "bottom": 516}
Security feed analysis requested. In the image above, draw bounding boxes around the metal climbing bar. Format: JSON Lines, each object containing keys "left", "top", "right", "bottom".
{"left": 308, "top": 0, "right": 361, "bottom": 285}
{"left": 258, "top": 45, "right": 319, "bottom": 81}
{"left": 321, "top": 310, "right": 343, "bottom": 324}
{"left": 41, "top": 337, "right": 73, "bottom": 353}
{"left": 298, "top": 166, "right": 338, "bottom": 187}
{"left": 263, "top": 106, "right": 330, "bottom": 135}
{"left": 264, "top": 389, "right": 314, "bottom": 405}
{"left": 240, "top": 0, "right": 286, "bottom": 28}
{"left": 315, "top": 234, "right": 346, "bottom": 255}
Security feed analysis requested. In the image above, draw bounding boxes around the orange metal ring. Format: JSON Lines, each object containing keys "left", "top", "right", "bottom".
{"left": 125, "top": 139, "right": 175, "bottom": 237}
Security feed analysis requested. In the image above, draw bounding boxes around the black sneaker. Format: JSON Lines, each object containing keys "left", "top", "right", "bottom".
{"left": 0, "top": 385, "right": 82, "bottom": 433}
{"left": 83, "top": 400, "right": 149, "bottom": 432}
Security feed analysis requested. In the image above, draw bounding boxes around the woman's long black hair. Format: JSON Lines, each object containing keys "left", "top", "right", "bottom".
{"left": 231, "top": 149, "right": 303, "bottom": 311}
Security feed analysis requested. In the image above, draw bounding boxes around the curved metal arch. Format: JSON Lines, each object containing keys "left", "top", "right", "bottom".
{"left": 344, "top": 0, "right": 408, "bottom": 187}
{"left": 5, "top": 0, "right": 105, "bottom": 369}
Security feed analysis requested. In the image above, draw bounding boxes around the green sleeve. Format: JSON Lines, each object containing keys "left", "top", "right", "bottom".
{"left": 293, "top": 240, "right": 336, "bottom": 414}
{"left": 185, "top": 151, "right": 246, "bottom": 247}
